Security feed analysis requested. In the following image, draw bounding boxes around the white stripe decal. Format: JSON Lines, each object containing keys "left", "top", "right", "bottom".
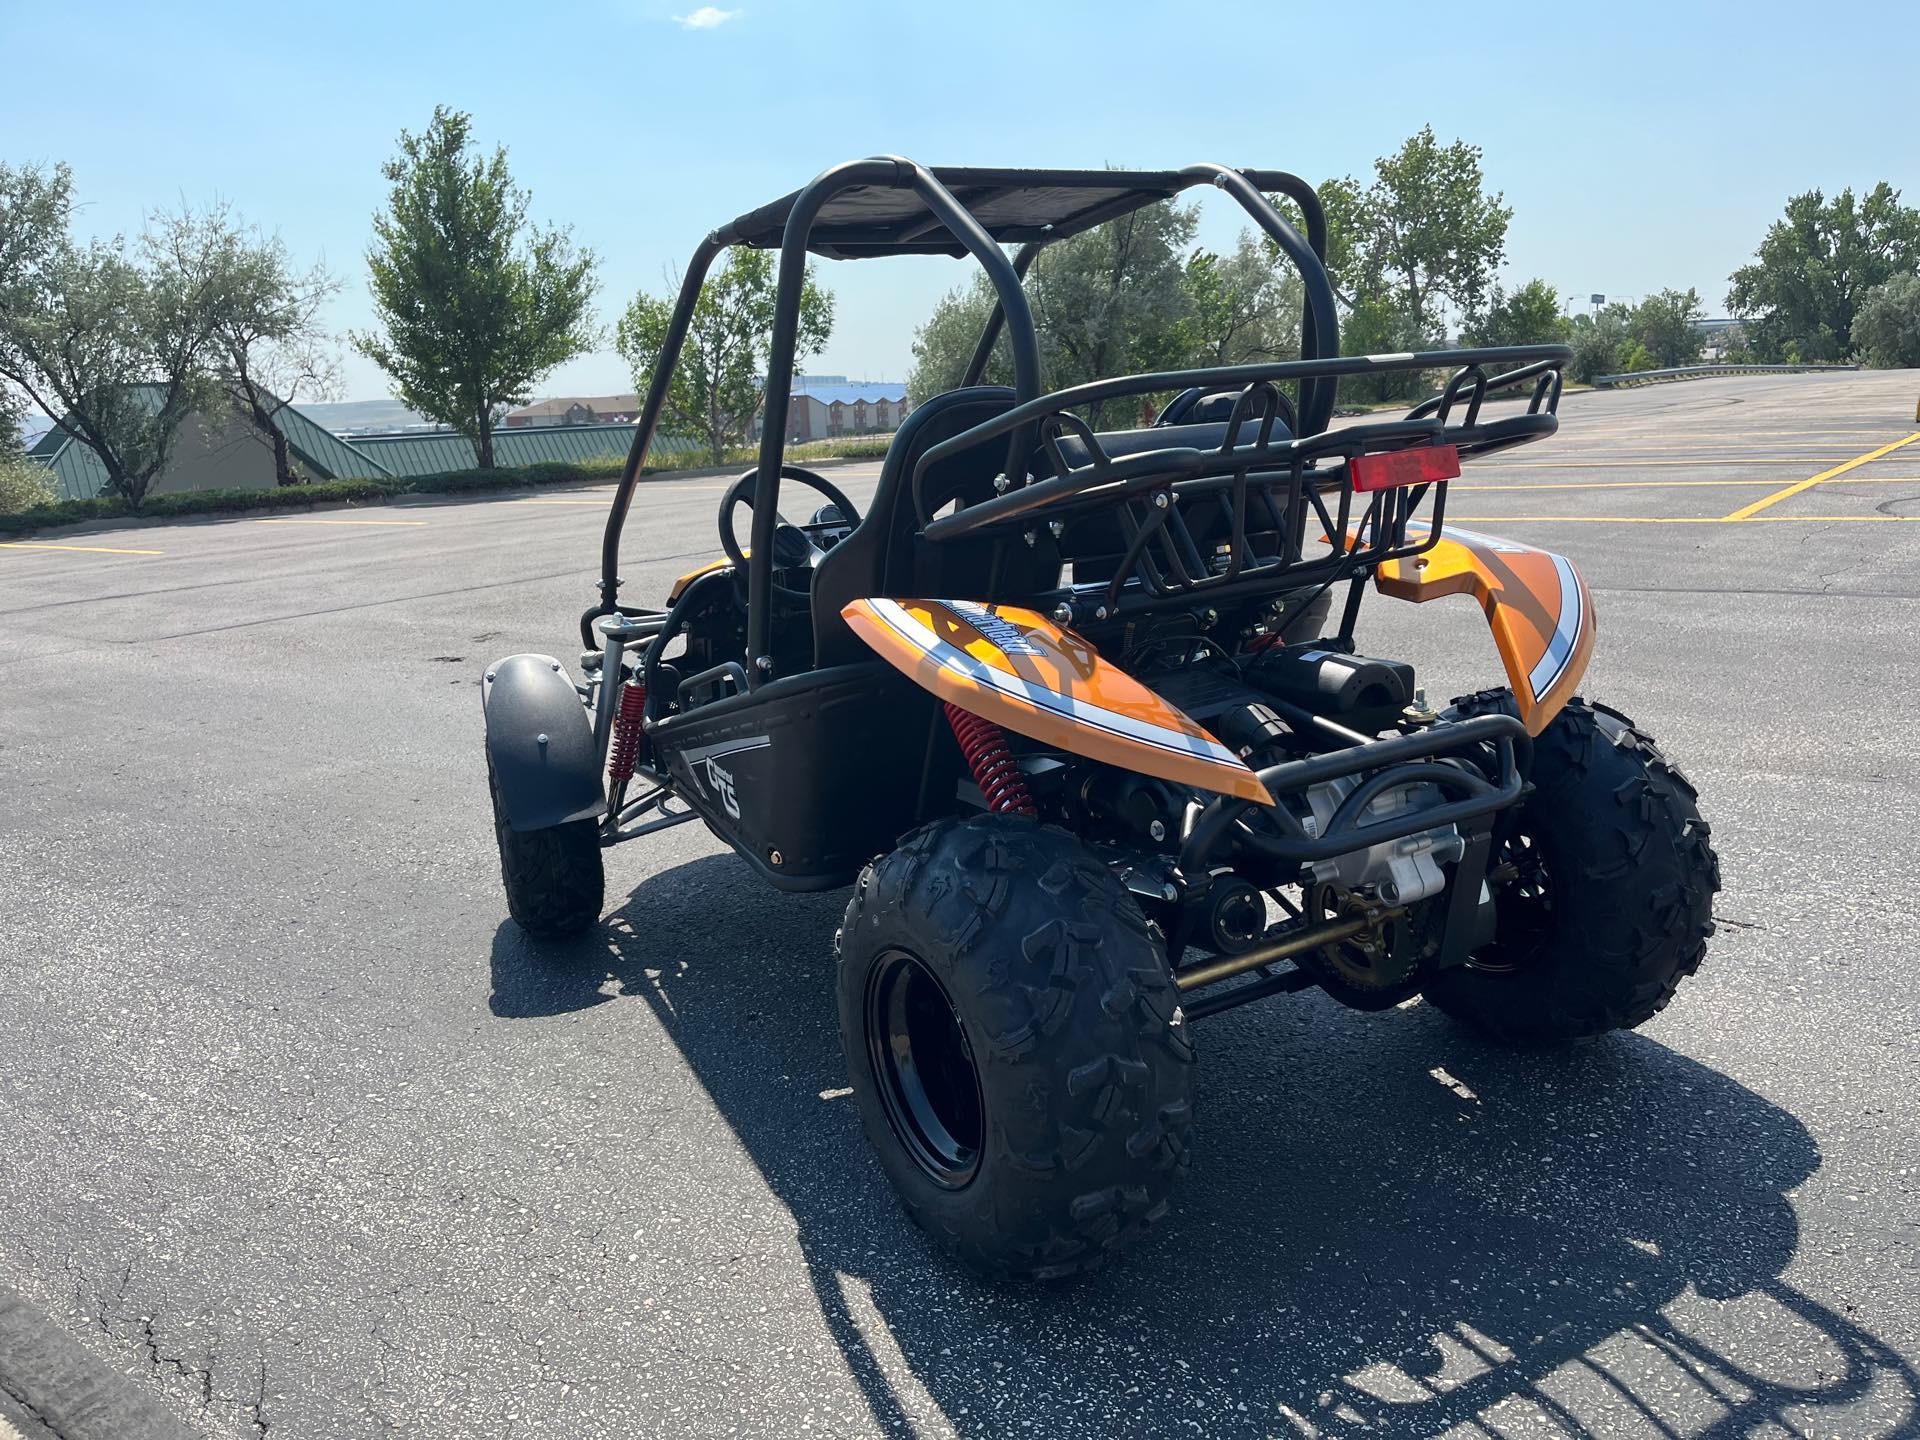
{"left": 869, "top": 600, "right": 1246, "bottom": 770}
{"left": 1526, "top": 553, "right": 1584, "bottom": 700}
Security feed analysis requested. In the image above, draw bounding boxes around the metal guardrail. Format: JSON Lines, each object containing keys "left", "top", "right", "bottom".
{"left": 1592, "top": 363, "right": 1860, "bottom": 388}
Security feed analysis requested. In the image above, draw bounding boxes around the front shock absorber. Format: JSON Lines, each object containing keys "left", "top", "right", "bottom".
{"left": 607, "top": 682, "right": 649, "bottom": 784}
{"left": 944, "top": 702, "right": 1036, "bottom": 816}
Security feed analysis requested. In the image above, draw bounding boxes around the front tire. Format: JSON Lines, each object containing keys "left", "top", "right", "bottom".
{"left": 836, "top": 815, "right": 1194, "bottom": 1280}
{"left": 1423, "top": 696, "right": 1719, "bottom": 1044}
{"left": 488, "top": 759, "right": 604, "bottom": 938}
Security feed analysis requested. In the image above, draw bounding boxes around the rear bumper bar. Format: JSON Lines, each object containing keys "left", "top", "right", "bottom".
{"left": 1179, "top": 712, "right": 1526, "bottom": 869}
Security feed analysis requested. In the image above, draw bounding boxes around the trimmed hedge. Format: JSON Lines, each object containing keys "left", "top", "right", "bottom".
{"left": 0, "top": 439, "right": 894, "bottom": 537}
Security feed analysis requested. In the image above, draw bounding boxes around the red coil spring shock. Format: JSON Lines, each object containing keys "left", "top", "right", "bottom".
{"left": 944, "top": 702, "right": 1035, "bottom": 816}
{"left": 606, "top": 682, "right": 649, "bottom": 784}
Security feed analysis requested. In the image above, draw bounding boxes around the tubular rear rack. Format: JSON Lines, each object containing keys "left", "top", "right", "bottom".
{"left": 910, "top": 345, "right": 1569, "bottom": 623}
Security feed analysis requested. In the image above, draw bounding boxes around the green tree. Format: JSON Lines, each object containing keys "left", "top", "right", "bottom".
{"left": 616, "top": 247, "right": 833, "bottom": 464}
{"left": 1628, "top": 287, "right": 1706, "bottom": 368}
{"left": 1616, "top": 339, "right": 1656, "bottom": 373}
{"left": 1567, "top": 303, "right": 1634, "bottom": 383}
{"left": 1852, "top": 272, "right": 1920, "bottom": 369}
{"left": 1175, "top": 232, "right": 1304, "bottom": 367}
{"left": 907, "top": 215, "right": 1302, "bottom": 424}
{"left": 0, "top": 167, "right": 239, "bottom": 502}
{"left": 1027, "top": 201, "right": 1198, "bottom": 425}
{"left": 1727, "top": 184, "right": 1920, "bottom": 362}
{"left": 0, "top": 389, "right": 54, "bottom": 513}
{"left": 1319, "top": 127, "right": 1512, "bottom": 331}
{"left": 1462, "top": 279, "right": 1572, "bottom": 348}
{"left": 215, "top": 231, "right": 341, "bottom": 485}
{"left": 1339, "top": 294, "right": 1436, "bottom": 403}
{"left": 907, "top": 272, "right": 1003, "bottom": 403}
{"left": 356, "top": 107, "right": 598, "bottom": 469}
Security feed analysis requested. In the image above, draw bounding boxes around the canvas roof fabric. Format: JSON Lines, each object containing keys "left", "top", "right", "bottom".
{"left": 724, "top": 165, "right": 1302, "bottom": 260}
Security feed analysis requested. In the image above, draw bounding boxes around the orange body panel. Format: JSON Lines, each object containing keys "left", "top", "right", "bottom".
{"left": 1375, "top": 526, "right": 1595, "bottom": 735}
{"left": 668, "top": 555, "right": 735, "bottom": 602}
{"left": 841, "top": 598, "right": 1274, "bottom": 803}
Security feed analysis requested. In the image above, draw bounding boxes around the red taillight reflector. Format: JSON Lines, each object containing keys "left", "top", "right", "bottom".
{"left": 1349, "top": 444, "right": 1461, "bottom": 492}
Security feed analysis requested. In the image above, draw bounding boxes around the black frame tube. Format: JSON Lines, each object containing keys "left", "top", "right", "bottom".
{"left": 961, "top": 242, "right": 1042, "bottom": 388}
{"left": 956, "top": 169, "right": 1339, "bottom": 430}
{"left": 1179, "top": 165, "right": 1340, "bottom": 435}
{"left": 592, "top": 158, "right": 1365, "bottom": 671}
{"left": 1178, "top": 712, "right": 1528, "bottom": 872}
{"left": 596, "top": 232, "right": 727, "bottom": 619}
{"left": 745, "top": 158, "right": 1044, "bottom": 678}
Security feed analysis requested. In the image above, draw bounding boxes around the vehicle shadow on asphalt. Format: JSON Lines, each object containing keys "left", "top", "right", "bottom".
{"left": 489, "top": 855, "right": 1917, "bottom": 1438}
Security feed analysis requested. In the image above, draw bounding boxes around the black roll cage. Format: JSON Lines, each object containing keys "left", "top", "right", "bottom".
{"left": 590, "top": 156, "right": 1347, "bottom": 670}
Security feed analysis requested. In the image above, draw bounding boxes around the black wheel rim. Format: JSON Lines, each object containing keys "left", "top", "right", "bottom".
{"left": 1469, "top": 831, "right": 1554, "bottom": 975}
{"left": 865, "top": 951, "right": 984, "bottom": 1188}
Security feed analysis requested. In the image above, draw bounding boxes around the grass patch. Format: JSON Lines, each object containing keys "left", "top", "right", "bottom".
{"left": 0, "top": 439, "right": 894, "bottom": 537}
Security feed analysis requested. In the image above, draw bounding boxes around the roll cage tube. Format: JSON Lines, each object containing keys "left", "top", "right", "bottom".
{"left": 957, "top": 168, "right": 1340, "bottom": 436}
{"left": 1184, "top": 165, "right": 1340, "bottom": 437}
{"left": 591, "top": 158, "right": 1342, "bottom": 670}
{"left": 595, "top": 231, "right": 727, "bottom": 632}
{"left": 960, "top": 241, "right": 1042, "bottom": 389}
{"left": 746, "top": 157, "right": 1043, "bottom": 682}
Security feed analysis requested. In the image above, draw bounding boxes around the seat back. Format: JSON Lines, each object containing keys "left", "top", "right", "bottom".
{"left": 813, "top": 386, "right": 1040, "bottom": 667}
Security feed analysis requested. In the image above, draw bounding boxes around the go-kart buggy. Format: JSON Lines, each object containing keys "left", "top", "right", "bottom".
{"left": 483, "top": 158, "right": 1719, "bottom": 1279}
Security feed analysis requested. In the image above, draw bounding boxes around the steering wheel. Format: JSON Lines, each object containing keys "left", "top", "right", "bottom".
{"left": 718, "top": 465, "right": 863, "bottom": 602}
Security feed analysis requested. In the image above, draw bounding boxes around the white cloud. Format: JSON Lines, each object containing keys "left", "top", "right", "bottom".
{"left": 675, "top": 6, "right": 739, "bottom": 27}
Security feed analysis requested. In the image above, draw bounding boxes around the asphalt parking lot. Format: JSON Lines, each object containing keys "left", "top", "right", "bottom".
{"left": 2, "top": 370, "right": 1917, "bottom": 1439}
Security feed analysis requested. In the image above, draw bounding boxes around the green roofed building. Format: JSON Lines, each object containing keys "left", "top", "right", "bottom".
{"left": 27, "top": 391, "right": 707, "bottom": 500}
{"left": 29, "top": 387, "right": 392, "bottom": 501}
{"left": 343, "top": 423, "right": 698, "bottom": 478}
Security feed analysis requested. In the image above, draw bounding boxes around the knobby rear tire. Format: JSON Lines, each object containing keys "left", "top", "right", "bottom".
{"left": 836, "top": 814, "right": 1194, "bottom": 1280}
{"left": 1423, "top": 696, "right": 1720, "bottom": 1044}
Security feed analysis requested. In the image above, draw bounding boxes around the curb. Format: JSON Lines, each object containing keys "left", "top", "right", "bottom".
{"left": 1, "top": 454, "right": 880, "bottom": 543}
{"left": 0, "top": 1286, "right": 200, "bottom": 1440}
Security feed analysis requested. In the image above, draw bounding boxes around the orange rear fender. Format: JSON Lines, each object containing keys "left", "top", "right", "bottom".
{"left": 840, "top": 597, "right": 1273, "bottom": 804}
{"left": 1374, "top": 525, "right": 1595, "bottom": 735}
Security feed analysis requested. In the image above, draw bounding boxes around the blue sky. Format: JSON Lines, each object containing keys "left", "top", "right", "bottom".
{"left": 5, "top": 0, "right": 1915, "bottom": 404}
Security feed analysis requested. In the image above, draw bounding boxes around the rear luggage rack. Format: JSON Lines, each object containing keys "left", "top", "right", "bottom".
{"left": 913, "top": 345, "right": 1569, "bottom": 619}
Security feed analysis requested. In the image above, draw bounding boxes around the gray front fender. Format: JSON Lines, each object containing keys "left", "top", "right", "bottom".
{"left": 482, "top": 654, "right": 606, "bottom": 832}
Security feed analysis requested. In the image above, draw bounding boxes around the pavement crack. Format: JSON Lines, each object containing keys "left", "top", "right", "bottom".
{"left": 246, "top": 1357, "right": 272, "bottom": 1438}
{"left": 135, "top": 1313, "right": 215, "bottom": 1411}
{"left": 0, "top": 1370, "right": 62, "bottom": 1440}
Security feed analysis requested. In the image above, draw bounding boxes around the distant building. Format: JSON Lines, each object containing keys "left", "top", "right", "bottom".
{"left": 28, "top": 388, "right": 391, "bottom": 501}
{"left": 758, "top": 376, "right": 912, "bottom": 443}
{"left": 503, "top": 395, "right": 643, "bottom": 428}
{"left": 1692, "top": 318, "right": 1745, "bottom": 361}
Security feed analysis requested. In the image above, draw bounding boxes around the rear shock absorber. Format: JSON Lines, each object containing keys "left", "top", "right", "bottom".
{"left": 944, "top": 702, "right": 1036, "bottom": 816}
{"left": 607, "top": 682, "right": 649, "bottom": 784}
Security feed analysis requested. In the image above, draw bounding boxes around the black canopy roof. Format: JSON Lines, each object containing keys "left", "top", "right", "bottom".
{"left": 722, "top": 166, "right": 1295, "bottom": 259}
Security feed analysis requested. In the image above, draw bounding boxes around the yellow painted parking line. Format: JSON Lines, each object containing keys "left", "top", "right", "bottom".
{"left": 1449, "top": 515, "right": 1920, "bottom": 525}
{"left": 1723, "top": 431, "right": 1920, "bottom": 520}
{"left": 1451, "top": 476, "right": 1920, "bottom": 492}
{"left": 250, "top": 517, "right": 427, "bottom": 527}
{"left": 1456, "top": 478, "right": 1794, "bottom": 491}
{"left": 0, "top": 540, "right": 166, "bottom": 555}
{"left": 1482, "top": 458, "right": 1846, "bottom": 469}
{"left": 1542, "top": 445, "right": 1868, "bottom": 454}
{"left": 505, "top": 485, "right": 731, "bottom": 503}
